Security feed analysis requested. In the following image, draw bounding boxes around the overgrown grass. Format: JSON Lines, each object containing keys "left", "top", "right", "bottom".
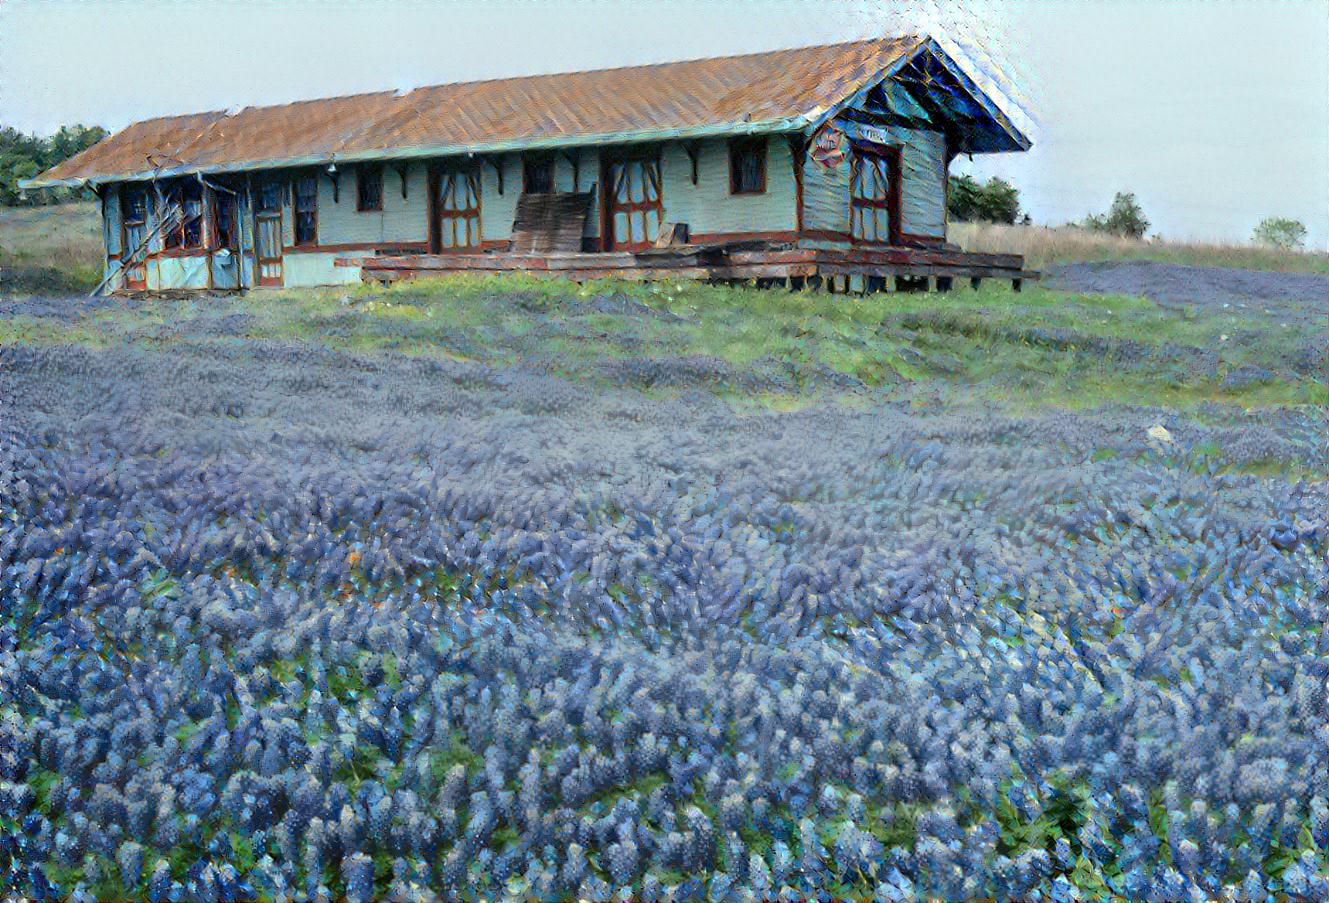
{"left": 3, "top": 271, "right": 1322, "bottom": 412}
{"left": 950, "top": 221, "right": 1329, "bottom": 274}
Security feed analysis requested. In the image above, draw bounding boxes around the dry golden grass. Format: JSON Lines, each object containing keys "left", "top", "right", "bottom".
{"left": 0, "top": 201, "right": 104, "bottom": 289}
{"left": 949, "top": 221, "right": 1329, "bottom": 274}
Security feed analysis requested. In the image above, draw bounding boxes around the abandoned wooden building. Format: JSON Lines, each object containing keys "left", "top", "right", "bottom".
{"left": 24, "top": 34, "right": 1033, "bottom": 292}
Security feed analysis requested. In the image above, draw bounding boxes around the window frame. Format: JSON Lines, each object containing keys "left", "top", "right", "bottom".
{"left": 293, "top": 172, "right": 319, "bottom": 246}
{"left": 162, "top": 178, "right": 205, "bottom": 251}
{"left": 728, "top": 137, "right": 768, "bottom": 196}
{"left": 522, "top": 156, "right": 555, "bottom": 194}
{"left": 356, "top": 163, "right": 384, "bottom": 212}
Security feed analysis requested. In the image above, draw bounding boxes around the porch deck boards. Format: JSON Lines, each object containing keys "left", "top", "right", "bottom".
{"left": 343, "top": 243, "right": 1035, "bottom": 287}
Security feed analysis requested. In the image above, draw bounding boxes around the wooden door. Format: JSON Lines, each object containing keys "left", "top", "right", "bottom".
{"left": 849, "top": 146, "right": 901, "bottom": 245}
{"left": 433, "top": 165, "right": 482, "bottom": 251}
{"left": 254, "top": 179, "right": 284, "bottom": 286}
{"left": 120, "top": 185, "right": 148, "bottom": 290}
{"left": 602, "top": 154, "right": 662, "bottom": 250}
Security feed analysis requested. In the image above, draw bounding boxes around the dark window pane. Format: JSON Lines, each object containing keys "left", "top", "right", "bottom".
{"left": 180, "top": 181, "right": 203, "bottom": 249}
{"left": 729, "top": 139, "right": 766, "bottom": 194}
{"left": 259, "top": 181, "right": 283, "bottom": 213}
{"left": 294, "top": 175, "right": 318, "bottom": 245}
{"left": 524, "top": 157, "right": 553, "bottom": 194}
{"left": 357, "top": 165, "right": 383, "bottom": 211}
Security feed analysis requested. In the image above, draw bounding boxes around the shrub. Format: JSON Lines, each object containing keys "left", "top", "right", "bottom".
{"left": 1252, "top": 217, "right": 1307, "bottom": 250}
{"left": 947, "top": 174, "right": 1022, "bottom": 224}
{"left": 1080, "top": 191, "right": 1150, "bottom": 239}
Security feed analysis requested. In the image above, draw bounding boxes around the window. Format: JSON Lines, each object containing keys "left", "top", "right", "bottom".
{"left": 212, "top": 189, "right": 238, "bottom": 250}
{"left": 523, "top": 156, "right": 554, "bottom": 194}
{"left": 357, "top": 164, "right": 383, "bottom": 211}
{"left": 122, "top": 186, "right": 147, "bottom": 225}
{"left": 257, "top": 180, "right": 283, "bottom": 214}
{"left": 294, "top": 174, "right": 318, "bottom": 245}
{"left": 162, "top": 179, "right": 204, "bottom": 250}
{"left": 728, "top": 138, "right": 767, "bottom": 195}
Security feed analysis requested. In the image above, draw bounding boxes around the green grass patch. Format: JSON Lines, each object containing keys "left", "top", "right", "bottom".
{"left": 4, "top": 269, "right": 1322, "bottom": 413}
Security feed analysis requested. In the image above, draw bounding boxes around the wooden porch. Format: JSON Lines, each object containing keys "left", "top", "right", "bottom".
{"left": 341, "top": 241, "right": 1036, "bottom": 292}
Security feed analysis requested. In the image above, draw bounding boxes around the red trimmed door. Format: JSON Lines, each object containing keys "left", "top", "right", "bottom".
{"left": 254, "top": 178, "right": 284, "bottom": 286}
{"left": 849, "top": 146, "right": 901, "bottom": 245}
{"left": 434, "top": 165, "right": 482, "bottom": 251}
{"left": 602, "top": 154, "right": 662, "bottom": 250}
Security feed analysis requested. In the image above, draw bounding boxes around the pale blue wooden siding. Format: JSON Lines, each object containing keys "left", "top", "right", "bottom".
{"left": 802, "top": 121, "right": 948, "bottom": 240}
{"left": 283, "top": 252, "right": 364, "bottom": 287}
{"left": 302, "top": 162, "right": 430, "bottom": 247}
{"left": 661, "top": 138, "right": 795, "bottom": 238}
{"left": 102, "top": 191, "right": 122, "bottom": 257}
{"left": 802, "top": 149, "right": 851, "bottom": 239}
{"left": 101, "top": 190, "right": 123, "bottom": 288}
{"left": 480, "top": 156, "right": 519, "bottom": 244}
{"left": 899, "top": 129, "right": 947, "bottom": 237}
{"left": 155, "top": 255, "right": 211, "bottom": 290}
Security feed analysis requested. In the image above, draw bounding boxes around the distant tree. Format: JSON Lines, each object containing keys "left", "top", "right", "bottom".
{"left": 947, "top": 174, "right": 983, "bottom": 222}
{"left": 1252, "top": 217, "right": 1307, "bottom": 250}
{"left": 0, "top": 123, "right": 107, "bottom": 205}
{"left": 948, "top": 174, "right": 1022, "bottom": 224}
{"left": 1081, "top": 191, "right": 1150, "bottom": 239}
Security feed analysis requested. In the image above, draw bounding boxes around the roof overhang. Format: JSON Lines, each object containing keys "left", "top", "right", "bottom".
{"left": 806, "top": 36, "right": 1031, "bottom": 154}
{"left": 20, "top": 116, "right": 808, "bottom": 190}
{"left": 20, "top": 33, "right": 1030, "bottom": 190}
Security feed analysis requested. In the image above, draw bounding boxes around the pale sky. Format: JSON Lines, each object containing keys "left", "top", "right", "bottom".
{"left": 2, "top": 0, "right": 1326, "bottom": 247}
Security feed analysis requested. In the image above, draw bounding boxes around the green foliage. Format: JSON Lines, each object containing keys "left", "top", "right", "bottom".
{"left": 1252, "top": 217, "right": 1308, "bottom": 250}
{"left": 1080, "top": 191, "right": 1151, "bottom": 239}
{"left": 948, "top": 173, "right": 1023, "bottom": 224}
{"left": 0, "top": 123, "right": 107, "bottom": 206}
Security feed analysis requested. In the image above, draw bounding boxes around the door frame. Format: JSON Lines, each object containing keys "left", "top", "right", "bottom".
{"left": 599, "top": 146, "right": 663, "bottom": 251}
{"left": 252, "top": 175, "right": 285, "bottom": 286}
{"left": 428, "top": 160, "right": 483, "bottom": 254}
{"left": 848, "top": 142, "right": 902, "bottom": 246}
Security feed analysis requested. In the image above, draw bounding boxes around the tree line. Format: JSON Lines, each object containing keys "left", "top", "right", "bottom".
{"left": 0, "top": 124, "right": 108, "bottom": 206}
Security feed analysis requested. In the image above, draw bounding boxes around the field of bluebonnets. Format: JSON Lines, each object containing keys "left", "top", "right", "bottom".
{"left": 2, "top": 267, "right": 1329, "bottom": 901}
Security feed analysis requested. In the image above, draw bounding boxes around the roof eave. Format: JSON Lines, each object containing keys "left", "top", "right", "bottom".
{"left": 919, "top": 36, "right": 1032, "bottom": 153}
{"left": 804, "top": 35, "right": 1032, "bottom": 156}
{"left": 22, "top": 117, "right": 809, "bottom": 188}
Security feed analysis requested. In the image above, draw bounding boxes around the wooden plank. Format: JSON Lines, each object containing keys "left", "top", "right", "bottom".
{"left": 510, "top": 191, "right": 594, "bottom": 254}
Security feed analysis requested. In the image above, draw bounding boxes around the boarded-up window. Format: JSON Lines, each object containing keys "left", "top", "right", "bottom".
{"left": 294, "top": 175, "right": 318, "bottom": 246}
{"left": 729, "top": 138, "right": 767, "bottom": 195}
{"left": 523, "top": 157, "right": 554, "bottom": 194}
{"left": 357, "top": 164, "right": 383, "bottom": 212}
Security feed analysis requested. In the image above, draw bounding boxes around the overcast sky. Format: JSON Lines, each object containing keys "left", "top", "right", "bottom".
{"left": 2, "top": 0, "right": 1326, "bottom": 247}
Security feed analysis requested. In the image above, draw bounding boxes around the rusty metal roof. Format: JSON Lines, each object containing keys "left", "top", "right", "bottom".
{"left": 26, "top": 34, "right": 1027, "bottom": 188}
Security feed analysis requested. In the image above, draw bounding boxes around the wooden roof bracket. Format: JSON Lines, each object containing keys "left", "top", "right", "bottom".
{"left": 683, "top": 140, "right": 701, "bottom": 185}
{"left": 486, "top": 155, "right": 505, "bottom": 195}
{"left": 560, "top": 150, "right": 581, "bottom": 191}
